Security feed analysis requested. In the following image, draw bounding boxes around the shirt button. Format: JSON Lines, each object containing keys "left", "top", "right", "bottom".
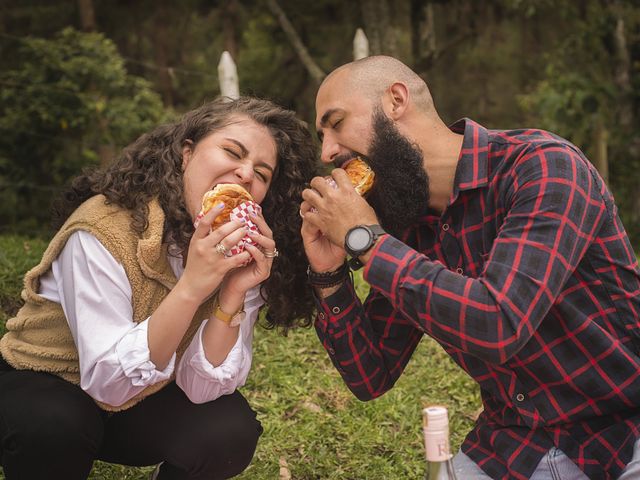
{"left": 319, "top": 312, "right": 325, "bottom": 320}
{"left": 442, "top": 223, "right": 450, "bottom": 231}
{"left": 328, "top": 347, "right": 335, "bottom": 355}
{"left": 516, "top": 393, "right": 525, "bottom": 402}
{"left": 456, "top": 267, "right": 464, "bottom": 274}
{"left": 332, "top": 306, "right": 341, "bottom": 314}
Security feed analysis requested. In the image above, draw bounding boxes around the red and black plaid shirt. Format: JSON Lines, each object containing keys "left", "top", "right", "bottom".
{"left": 315, "top": 119, "right": 640, "bottom": 479}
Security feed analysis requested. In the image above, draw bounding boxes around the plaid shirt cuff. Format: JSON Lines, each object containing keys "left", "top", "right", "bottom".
{"left": 313, "top": 278, "right": 358, "bottom": 333}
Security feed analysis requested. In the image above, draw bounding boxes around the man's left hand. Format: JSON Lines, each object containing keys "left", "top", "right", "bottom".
{"left": 300, "top": 168, "right": 379, "bottom": 248}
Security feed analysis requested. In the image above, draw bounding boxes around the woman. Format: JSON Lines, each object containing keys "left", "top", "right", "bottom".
{"left": 0, "top": 97, "right": 318, "bottom": 479}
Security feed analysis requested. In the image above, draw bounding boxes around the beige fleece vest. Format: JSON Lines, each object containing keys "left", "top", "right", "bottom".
{"left": 0, "top": 195, "right": 216, "bottom": 411}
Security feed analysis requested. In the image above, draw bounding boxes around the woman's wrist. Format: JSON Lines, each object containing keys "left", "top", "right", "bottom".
{"left": 172, "top": 277, "right": 206, "bottom": 307}
{"left": 216, "top": 287, "right": 246, "bottom": 315}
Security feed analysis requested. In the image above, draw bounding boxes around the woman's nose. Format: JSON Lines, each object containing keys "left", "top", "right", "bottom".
{"left": 234, "top": 163, "right": 254, "bottom": 184}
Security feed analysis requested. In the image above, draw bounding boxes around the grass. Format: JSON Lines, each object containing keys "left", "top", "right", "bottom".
{"left": 0, "top": 236, "right": 481, "bottom": 479}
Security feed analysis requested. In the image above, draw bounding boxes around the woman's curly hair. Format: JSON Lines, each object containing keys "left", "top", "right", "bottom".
{"left": 53, "top": 97, "right": 319, "bottom": 332}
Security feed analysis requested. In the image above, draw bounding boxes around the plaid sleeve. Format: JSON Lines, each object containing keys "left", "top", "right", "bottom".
{"left": 314, "top": 275, "right": 423, "bottom": 400}
{"left": 365, "top": 144, "right": 608, "bottom": 364}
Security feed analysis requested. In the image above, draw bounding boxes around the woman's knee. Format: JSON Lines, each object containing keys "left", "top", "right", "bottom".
{"left": 1, "top": 372, "right": 104, "bottom": 457}
{"left": 209, "top": 411, "right": 262, "bottom": 478}
{"left": 171, "top": 392, "right": 263, "bottom": 478}
{"left": 13, "top": 395, "right": 104, "bottom": 459}
{"left": 1, "top": 371, "right": 104, "bottom": 477}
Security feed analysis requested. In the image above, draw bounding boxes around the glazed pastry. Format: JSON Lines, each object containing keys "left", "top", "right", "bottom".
{"left": 198, "top": 184, "right": 254, "bottom": 230}
{"left": 343, "top": 157, "right": 375, "bottom": 195}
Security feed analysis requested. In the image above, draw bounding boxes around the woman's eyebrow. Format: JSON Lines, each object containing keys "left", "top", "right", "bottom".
{"left": 225, "top": 138, "right": 274, "bottom": 173}
{"left": 224, "top": 138, "right": 249, "bottom": 157}
{"left": 255, "top": 161, "right": 274, "bottom": 173}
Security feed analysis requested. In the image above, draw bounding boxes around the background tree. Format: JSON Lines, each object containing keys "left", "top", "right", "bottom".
{"left": 519, "top": 0, "right": 640, "bottom": 241}
{"left": 0, "top": 27, "right": 164, "bottom": 233}
{"left": 0, "top": 0, "right": 637, "bottom": 243}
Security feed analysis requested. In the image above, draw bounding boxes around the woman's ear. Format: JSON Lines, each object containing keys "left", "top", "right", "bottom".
{"left": 181, "top": 139, "right": 194, "bottom": 170}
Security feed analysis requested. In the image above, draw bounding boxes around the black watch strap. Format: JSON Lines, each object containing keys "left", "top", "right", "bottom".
{"left": 348, "top": 256, "right": 364, "bottom": 270}
{"left": 347, "top": 224, "right": 385, "bottom": 270}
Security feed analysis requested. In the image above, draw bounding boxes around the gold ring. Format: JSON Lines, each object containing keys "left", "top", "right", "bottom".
{"left": 215, "top": 243, "right": 228, "bottom": 256}
{"left": 264, "top": 248, "right": 279, "bottom": 258}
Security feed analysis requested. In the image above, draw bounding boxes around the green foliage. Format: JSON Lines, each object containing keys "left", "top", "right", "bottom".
{"left": 0, "top": 234, "right": 480, "bottom": 479}
{"left": 0, "top": 27, "right": 165, "bottom": 236}
{"left": 518, "top": 0, "right": 640, "bottom": 242}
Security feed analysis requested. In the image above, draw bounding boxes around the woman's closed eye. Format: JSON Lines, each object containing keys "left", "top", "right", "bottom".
{"left": 224, "top": 147, "right": 242, "bottom": 159}
{"left": 254, "top": 169, "right": 269, "bottom": 182}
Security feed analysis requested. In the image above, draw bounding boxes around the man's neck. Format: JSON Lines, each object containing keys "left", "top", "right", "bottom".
{"left": 422, "top": 129, "right": 465, "bottom": 215}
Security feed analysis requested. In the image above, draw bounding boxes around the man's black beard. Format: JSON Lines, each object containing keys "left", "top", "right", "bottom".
{"left": 363, "top": 109, "right": 430, "bottom": 238}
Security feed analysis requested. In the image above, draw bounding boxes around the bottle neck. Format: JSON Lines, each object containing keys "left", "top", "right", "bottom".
{"left": 425, "top": 457, "right": 457, "bottom": 480}
{"left": 424, "top": 429, "right": 451, "bottom": 462}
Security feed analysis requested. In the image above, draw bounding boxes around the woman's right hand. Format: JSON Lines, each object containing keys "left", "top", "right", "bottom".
{"left": 178, "top": 205, "right": 251, "bottom": 304}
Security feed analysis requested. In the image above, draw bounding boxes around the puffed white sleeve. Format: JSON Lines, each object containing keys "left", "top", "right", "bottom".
{"left": 175, "top": 285, "right": 264, "bottom": 403}
{"left": 40, "top": 230, "right": 175, "bottom": 407}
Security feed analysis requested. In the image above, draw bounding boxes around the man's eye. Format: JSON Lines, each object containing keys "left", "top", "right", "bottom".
{"left": 332, "top": 119, "right": 343, "bottom": 128}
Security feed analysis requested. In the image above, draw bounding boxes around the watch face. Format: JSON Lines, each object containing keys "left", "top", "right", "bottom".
{"left": 229, "top": 310, "right": 246, "bottom": 327}
{"left": 347, "top": 227, "right": 371, "bottom": 252}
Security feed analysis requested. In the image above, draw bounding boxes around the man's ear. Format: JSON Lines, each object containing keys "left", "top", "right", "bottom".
{"left": 385, "top": 82, "right": 409, "bottom": 120}
{"left": 181, "top": 139, "right": 194, "bottom": 169}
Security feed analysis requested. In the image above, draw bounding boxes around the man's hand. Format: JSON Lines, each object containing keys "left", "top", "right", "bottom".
{"left": 301, "top": 168, "right": 379, "bottom": 252}
{"left": 300, "top": 213, "right": 346, "bottom": 273}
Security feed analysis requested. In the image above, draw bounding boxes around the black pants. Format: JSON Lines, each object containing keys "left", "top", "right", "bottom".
{"left": 0, "top": 356, "right": 262, "bottom": 480}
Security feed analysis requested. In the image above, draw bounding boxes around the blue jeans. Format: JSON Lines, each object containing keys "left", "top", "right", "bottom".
{"left": 452, "top": 438, "right": 640, "bottom": 479}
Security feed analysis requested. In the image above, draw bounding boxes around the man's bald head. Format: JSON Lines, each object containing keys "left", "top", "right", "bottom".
{"left": 322, "top": 55, "right": 435, "bottom": 115}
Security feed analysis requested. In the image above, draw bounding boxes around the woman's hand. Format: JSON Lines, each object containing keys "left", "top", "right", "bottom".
{"left": 178, "top": 205, "right": 251, "bottom": 304}
{"left": 220, "top": 211, "right": 276, "bottom": 299}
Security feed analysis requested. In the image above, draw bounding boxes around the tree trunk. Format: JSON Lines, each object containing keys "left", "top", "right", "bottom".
{"left": 152, "top": 4, "right": 175, "bottom": 107}
{"left": 612, "top": 4, "right": 632, "bottom": 130}
{"left": 594, "top": 117, "right": 609, "bottom": 186}
{"left": 77, "top": 0, "right": 114, "bottom": 166}
{"left": 265, "top": 0, "right": 325, "bottom": 85}
{"left": 360, "top": 0, "right": 399, "bottom": 57}
{"left": 611, "top": 1, "right": 639, "bottom": 223}
{"left": 410, "top": 0, "right": 436, "bottom": 65}
{"left": 222, "top": 0, "right": 240, "bottom": 60}
{"left": 77, "top": 0, "right": 96, "bottom": 32}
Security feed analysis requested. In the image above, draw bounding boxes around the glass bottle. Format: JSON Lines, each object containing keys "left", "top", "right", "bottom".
{"left": 423, "top": 405, "right": 458, "bottom": 480}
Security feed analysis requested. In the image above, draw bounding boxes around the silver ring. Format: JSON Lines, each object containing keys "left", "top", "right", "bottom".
{"left": 215, "top": 243, "right": 228, "bottom": 256}
{"left": 299, "top": 208, "right": 305, "bottom": 219}
{"left": 263, "top": 248, "right": 279, "bottom": 258}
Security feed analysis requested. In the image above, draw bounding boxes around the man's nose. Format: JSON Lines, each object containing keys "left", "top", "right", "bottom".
{"left": 320, "top": 138, "right": 340, "bottom": 164}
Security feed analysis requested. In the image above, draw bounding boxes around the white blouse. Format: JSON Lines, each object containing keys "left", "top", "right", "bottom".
{"left": 38, "top": 230, "right": 263, "bottom": 407}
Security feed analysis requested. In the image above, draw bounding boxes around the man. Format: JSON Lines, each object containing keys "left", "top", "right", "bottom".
{"left": 299, "top": 55, "right": 640, "bottom": 479}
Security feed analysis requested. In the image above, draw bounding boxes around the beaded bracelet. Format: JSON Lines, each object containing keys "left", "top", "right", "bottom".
{"left": 307, "top": 261, "right": 349, "bottom": 288}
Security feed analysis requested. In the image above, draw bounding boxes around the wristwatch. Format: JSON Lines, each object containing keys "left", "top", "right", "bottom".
{"left": 213, "top": 301, "right": 246, "bottom": 327}
{"left": 344, "top": 224, "right": 385, "bottom": 270}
